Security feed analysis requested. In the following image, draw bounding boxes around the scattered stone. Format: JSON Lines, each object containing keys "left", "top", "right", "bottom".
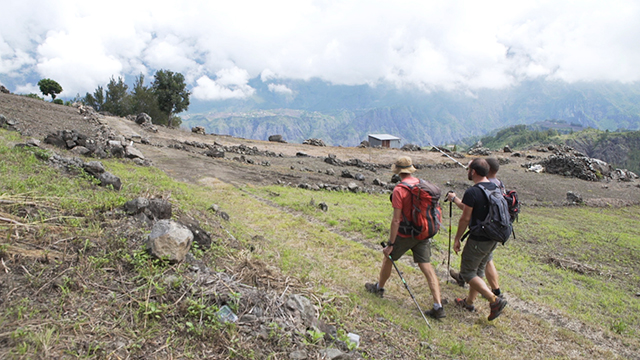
{"left": 567, "top": 191, "right": 583, "bottom": 204}
{"left": 318, "top": 202, "right": 328, "bottom": 212}
{"left": 209, "top": 204, "right": 219, "bottom": 212}
{"left": 511, "top": 152, "right": 522, "bottom": 157}
{"left": 97, "top": 172, "right": 122, "bottom": 191}
{"left": 124, "top": 197, "right": 150, "bottom": 215}
{"left": 289, "top": 350, "right": 308, "bottom": 360}
{"left": 497, "top": 156, "right": 510, "bottom": 165}
{"left": 296, "top": 152, "right": 309, "bottom": 157}
{"left": 325, "top": 168, "right": 336, "bottom": 176}
{"left": 354, "top": 173, "right": 365, "bottom": 181}
{"left": 302, "top": 138, "right": 326, "bottom": 146}
{"left": 83, "top": 161, "right": 105, "bottom": 177}
{"left": 268, "top": 134, "right": 286, "bottom": 143}
{"left": 319, "top": 348, "right": 349, "bottom": 360}
{"left": 286, "top": 294, "right": 316, "bottom": 327}
{"left": 204, "top": 147, "right": 225, "bottom": 158}
{"left": 70, "top": 146, "right": 91, "bottom": 156}
{"left": 347, "top": 182, "right": 359, "bottom": 192}
{"left": 146, "top": 220, "right": 194, "bottom": 262}
{"left": 125, "top": 145, "right": 145, "bottom": 160}
{"left": 180, "top": 217, "right": 212, "bottom": 249}
{"left": 391, "top": 174, "right": 401, "bottom": 183}
{"left": 537, "top": 147, "right": 549, "bottom": 152}
{"left": 0, "top": 85, "right": 10, "bottom": 94}
{"left": 219, "top": 211, "right": 230, "bottom": 221}
{"left": 341, "top": 170, "right": 354, "bottom": 178}
{"left": 191, "top": 126, "right": 206, "bottom": 135}
{"left": 148, "top": 198, "right": 172, "bottom": 219}
{"left": 503, "top": 145, "right": 512, "bottom": 153}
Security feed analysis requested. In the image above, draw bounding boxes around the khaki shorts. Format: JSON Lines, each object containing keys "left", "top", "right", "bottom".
{"left": 459, "top": 238, "right": 498, "bottom": 283}
{"left": 389, "top": 235, "right": 432, "bottom": 263}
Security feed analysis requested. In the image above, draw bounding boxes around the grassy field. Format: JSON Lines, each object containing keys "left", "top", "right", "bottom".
{"left": 1, "top": 127, "right": 639, "bottom": 359}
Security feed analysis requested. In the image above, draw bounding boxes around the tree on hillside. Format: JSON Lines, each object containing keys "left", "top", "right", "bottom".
{"left": 152, "top": 70, "right": 190, "bottom": 128}
{"left": 84, "top": 86, "right": 105, "bottom": 111}
{"left": 103, "top": 76, "right": 130, "bottom": 116}
{"left": 129, "top": 74, "right": 163, "bottom": 121}
{"left": 37, "top": 78, "right": 63, "bottom": 100}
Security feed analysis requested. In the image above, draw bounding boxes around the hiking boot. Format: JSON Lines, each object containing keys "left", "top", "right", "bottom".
{"left": 425, "top": 306, "right": 446, "bottom": 319}
{"left": 449, "top": 269, "right": 465, "bottom": 287}
{"left": 488, "top": 297, "right": 508, "bottom": 321}
{"left": 365, "top": 282, "right": 384, "bottom": 298}
{"left": 454, "top": 298, "right": 476, "bottom": 312}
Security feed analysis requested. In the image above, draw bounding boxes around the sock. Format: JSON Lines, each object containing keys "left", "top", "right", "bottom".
{"left": 376, "top": 283, "right": 382, "bottom": 290}
{"left": 433, "top": 303, "right": 442, "bottom": 310}
{"left": 492, "top": 288, "right": 501, "bottom": 296}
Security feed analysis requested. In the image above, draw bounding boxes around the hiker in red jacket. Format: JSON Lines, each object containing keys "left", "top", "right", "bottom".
{"left": 365, "top": 156, "right": 445, "bottom": 319}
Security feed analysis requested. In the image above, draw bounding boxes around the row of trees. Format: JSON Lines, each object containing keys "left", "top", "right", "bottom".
{"left": 84, "top": 70, "right": 190, "bottom": 127}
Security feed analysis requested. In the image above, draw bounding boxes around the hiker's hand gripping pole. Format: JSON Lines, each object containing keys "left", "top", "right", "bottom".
{"left": 427, "top": 143, "right": 468, "bottom": 169}
{"left": 443, "top": 191, "right": 454, "bottom": 272}
{"left": 380, "top": 242, "right": 431, "bottom": 329}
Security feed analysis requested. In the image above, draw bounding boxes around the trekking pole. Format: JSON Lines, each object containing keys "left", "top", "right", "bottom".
{"left": 443, "top": 191, "right": 453, "bottom": 272}
{"left": 380, "top": 242, "right": 431, "bottom": 329}
{"left": 427, "top": 142, "right": 468, "bottom": 169}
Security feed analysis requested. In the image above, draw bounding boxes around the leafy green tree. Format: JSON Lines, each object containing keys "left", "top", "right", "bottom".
{"left": 103, "top": 76, "right": 130, "bottom": 116}
{"left": 152, "top": 70, "right": 190, "bottom": 127}
{"left": 129, "top": 74, "right": 163, "bottom": 122}
{"left": 37, "top": 78, "right": 63, "bottom": 100}
{"left": 84, "top": 86, "right": 105, "bottom": 111}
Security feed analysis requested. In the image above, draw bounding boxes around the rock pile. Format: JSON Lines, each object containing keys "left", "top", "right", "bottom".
{"left": 0, "top": 114, "right": 18, "bottom": 130}
{"left": 44, "top": 129, "right": 148, "bottom": 164}
{"left": 303, "top": 138, "right": 326, "bottom": 146}
{"left": 323, "top": 155, "right": 384, "bottom": 172}
{"left": 526, "top": 152, "right": 638, "bottom": 182}
{"left": 0, "top": 85, "right": 10, "bottom": 94}
{"left": 358, "top": 140, "right": 370, "bottom": 148}
{"left": 191, "top": 126, "right": 206, "bottom": 135}
{"left": 401, "top": 143, "right": 421, "bottom": 151}
{"left": 468, "top": 147, "right": 492, "bottom": 156}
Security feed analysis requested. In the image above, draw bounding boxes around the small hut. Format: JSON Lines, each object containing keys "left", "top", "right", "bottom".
{"left": 368, "top": 134, "right": 401, "bottom": 149}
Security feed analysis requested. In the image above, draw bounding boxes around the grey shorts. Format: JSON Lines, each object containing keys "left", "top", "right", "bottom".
{"left": 459, "top": 239, "right": 498, "bottom": 283}
{"left": 389, "top": 235, "right": 432, "bottom": 263}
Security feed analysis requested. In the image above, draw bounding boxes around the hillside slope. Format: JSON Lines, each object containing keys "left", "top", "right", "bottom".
{"left": 1, "top": 94, "right": 639, "bottom": 359}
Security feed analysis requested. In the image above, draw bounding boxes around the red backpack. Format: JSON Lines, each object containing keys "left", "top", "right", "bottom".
{"left": 394, "top": 179, "right": 442, "bottom": 240}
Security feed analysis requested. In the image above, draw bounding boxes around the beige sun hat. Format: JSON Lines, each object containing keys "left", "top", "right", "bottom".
{"left": 392, "top": 156, "right": 416, "bottom": 174}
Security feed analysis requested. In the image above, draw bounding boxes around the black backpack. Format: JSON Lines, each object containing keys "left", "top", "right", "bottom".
{"left": 465, "top": 183, "right": 513, "bottom": 244}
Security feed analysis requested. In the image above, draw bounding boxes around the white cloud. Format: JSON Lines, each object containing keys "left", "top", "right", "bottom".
{"left": 14, "top": 83, "right": 41, "bottom": 95}
{"left": 268, "top": 83, "right": 293, "bottom": 94}
{"left": 1, "top": 0, "right": 640, "bottom": 96}
{"left": 192, "top": 67, "right": 255, "bottom": 100}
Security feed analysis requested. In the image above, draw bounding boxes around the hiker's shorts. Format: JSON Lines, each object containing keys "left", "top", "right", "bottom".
{"left": 459, "top": 239, "right": 498, "bottom": 283}
{"left": 389, "top": 235, "right": 432, "bottom": 263}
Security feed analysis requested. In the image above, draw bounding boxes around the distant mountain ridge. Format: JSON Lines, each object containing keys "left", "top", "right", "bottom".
{"left": 182, "top": 78, "right": 640, "bottom": 146}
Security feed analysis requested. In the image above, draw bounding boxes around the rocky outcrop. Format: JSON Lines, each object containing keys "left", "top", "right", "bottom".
{"left": 302, "top": 138, "right": 326, "bottom": 146}
{"left": 191, "top": 126, "right": 206, "bottom": 135}
{"left": 0, "top": 85, "right": 10, "bottom": 94}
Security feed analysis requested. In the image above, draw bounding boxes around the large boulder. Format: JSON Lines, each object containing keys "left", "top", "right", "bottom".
{"left": 268, "top": 134, "right": 286, "bottom": 143}
{"left": 135, "top": 113, "right": 152, "bottom": 125}
{"left": 0, "top": 85, "right": 10, "bottom": 94}
{"left": 146, "top": 220, "right": 193, "bottom": 262}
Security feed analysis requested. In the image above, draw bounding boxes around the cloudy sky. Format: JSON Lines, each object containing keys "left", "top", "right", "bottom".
{"left": 1, "top": 0, "right": 639, "bottom": 100}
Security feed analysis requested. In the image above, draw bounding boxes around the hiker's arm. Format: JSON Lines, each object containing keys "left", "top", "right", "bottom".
{"left": 446, "top": 192, "right": 464, "bottom": 210}
{"left": 385, "top": 208, "right": 403, "bottom": 256}
{"left": 453, "top": 205, "right": 472, "bottom": 254}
